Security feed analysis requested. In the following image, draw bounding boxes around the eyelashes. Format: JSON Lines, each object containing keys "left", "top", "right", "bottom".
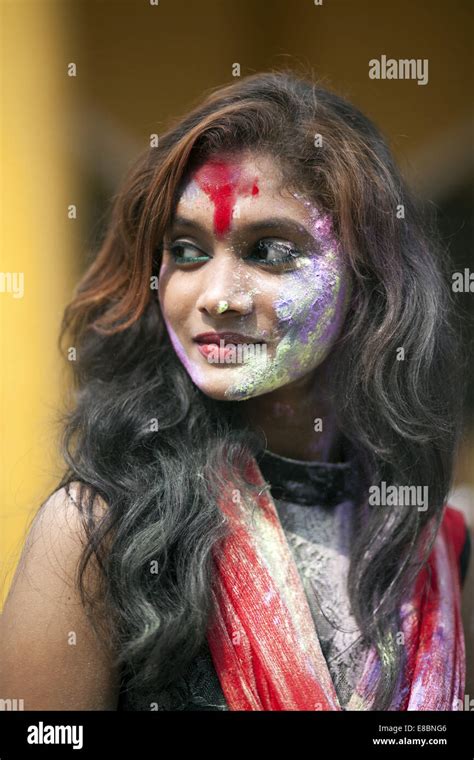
{"left": 250, "top": 239, "right": 301, "bottom": 266}
{"left": 166, "top": 238, "right": 303, "bottom": 269}
{"left": 168, "top": 241, "right": 209, "bottom": 264}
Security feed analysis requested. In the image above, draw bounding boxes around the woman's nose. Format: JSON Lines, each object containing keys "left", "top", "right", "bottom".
{"left": 195, "top": 254, "right": 254, "bottom": 317}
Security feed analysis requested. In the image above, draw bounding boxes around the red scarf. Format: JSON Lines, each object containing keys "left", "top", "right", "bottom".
{"left": 207, "top": 456, "right": 467, "bottom": 710}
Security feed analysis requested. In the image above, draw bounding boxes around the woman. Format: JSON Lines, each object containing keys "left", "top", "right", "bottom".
{"left": 1, "top": 70, "right": 470, "bottom": 711}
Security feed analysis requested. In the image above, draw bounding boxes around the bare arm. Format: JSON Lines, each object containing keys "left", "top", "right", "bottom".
{"left": 0, "top": 484, "right": 120, "bottom": 710}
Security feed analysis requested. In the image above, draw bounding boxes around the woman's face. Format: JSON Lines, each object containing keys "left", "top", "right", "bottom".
{"left": 158, "top": 151, "right": 352, "bottom": 402}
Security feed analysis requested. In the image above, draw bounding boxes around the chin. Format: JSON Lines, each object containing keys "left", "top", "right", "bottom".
{"left": 191, "top": 376, "right": 257, "bottom": 402}
{"left": 194, "top": 383, "right": 245, "bottom": 402}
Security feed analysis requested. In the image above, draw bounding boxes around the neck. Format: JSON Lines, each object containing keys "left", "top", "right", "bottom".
{"left": 240, "top": 363, "right": 343, "bottom": 463}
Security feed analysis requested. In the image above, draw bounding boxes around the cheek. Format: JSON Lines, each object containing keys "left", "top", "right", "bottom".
{"left": 269, "top": 257, "right": 350, "bottom": 373}
{"left": 158, "top": 269, "right": 189, "bottom": 330}
{"left": 276, "top": 205, "right": 350, "bottom": 347}
{"left": 276, "top": 261, "right": 345, "bottom": 334}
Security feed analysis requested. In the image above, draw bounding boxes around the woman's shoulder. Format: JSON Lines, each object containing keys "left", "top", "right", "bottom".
{"left": 27, "top": 480, "right": 111, "bottom": 550}
{"left": 7, "top": 480, "right": 112, "bottom": 610}
{"left": 0, "top": 481, "right": 118, "bottom": 709}
{"left": 44, "top": 480, "right": 110, "bottom": 522}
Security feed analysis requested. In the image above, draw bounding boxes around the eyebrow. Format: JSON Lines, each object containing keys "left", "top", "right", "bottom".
{"left": 168, "top": 215, "right": 318, "bottom": 245}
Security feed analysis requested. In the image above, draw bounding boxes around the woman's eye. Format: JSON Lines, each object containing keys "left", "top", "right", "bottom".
{"left": 247, "top": 239, "right": 301, "bottom": 267}
{"left": 168, "top": 241, "right": 210, "bottom": 264}
{"left": 166, "top": 238, "right": 301, "bottom": 268}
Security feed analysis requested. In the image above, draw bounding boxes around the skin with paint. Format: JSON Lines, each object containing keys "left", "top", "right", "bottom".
{"left": 158, "top": 152, "right": 352, "bottom": 461}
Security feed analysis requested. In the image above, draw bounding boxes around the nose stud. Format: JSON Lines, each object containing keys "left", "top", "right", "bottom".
{"left": 216, "top": 300, "right": 229, "bottom": 314}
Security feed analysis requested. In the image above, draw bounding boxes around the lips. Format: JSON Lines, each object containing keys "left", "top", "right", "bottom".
{"left": 193, "top": 332, "right": 265, "bottom": 345}
{"left": 193, "top": 331, "right": 267, "bottom": 364}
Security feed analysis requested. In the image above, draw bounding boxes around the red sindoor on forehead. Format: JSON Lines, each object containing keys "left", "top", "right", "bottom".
{"left": 192, "top": 160, "right": 259, "bottom": 236}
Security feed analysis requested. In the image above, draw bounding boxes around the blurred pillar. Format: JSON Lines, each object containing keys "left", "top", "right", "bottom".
{"left": 0, "top": 1, "right": 80, "bottom": 606}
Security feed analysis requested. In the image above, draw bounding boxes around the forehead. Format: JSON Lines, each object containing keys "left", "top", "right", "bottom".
{"left": 174, "top": 152, "right": 315, "bottom": 235}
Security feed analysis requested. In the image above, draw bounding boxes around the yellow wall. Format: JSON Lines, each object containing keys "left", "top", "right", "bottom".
{"left": 0, "top": 1, "right": 81, "bottom": 605}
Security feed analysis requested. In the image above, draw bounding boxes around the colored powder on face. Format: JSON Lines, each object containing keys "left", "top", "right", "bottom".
{"left": 223, "top": 260, "right": 344, "bottom": 400}
{"left": 192, "top": 160, "right": 259, "bottom": 237}
{"left": 222, "top": 206, "right": 351, "bottom": 400}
